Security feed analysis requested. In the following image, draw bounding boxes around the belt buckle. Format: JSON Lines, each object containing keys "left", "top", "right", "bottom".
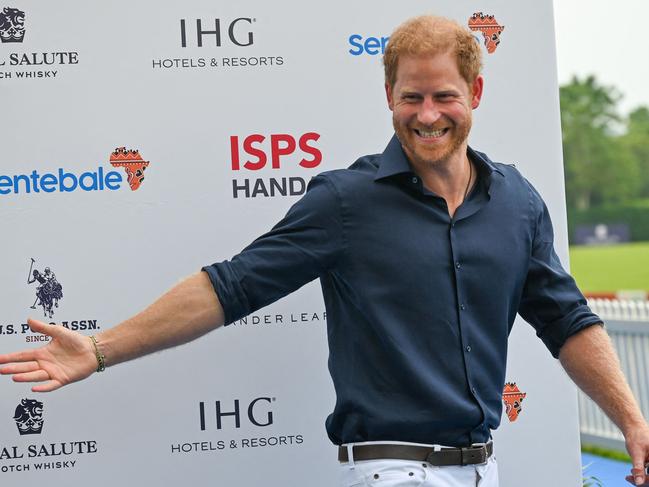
{"left": 461, "top": 444, "right": 487, "bottom": 466}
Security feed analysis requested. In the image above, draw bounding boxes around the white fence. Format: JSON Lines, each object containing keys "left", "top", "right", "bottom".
{"left": 579, "top": 299, "right": 649, "bottom": 451}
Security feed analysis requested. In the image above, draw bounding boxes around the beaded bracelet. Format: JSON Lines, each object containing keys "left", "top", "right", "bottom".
{"left": 89, "top": 335, "right": 106, "bottom": 372}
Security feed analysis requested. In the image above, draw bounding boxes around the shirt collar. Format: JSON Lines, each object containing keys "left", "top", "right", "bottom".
{"left": 374, "top": 135, "right": 413, "bottom": 181}
{"left": 374, "top": 134, "right": 505, "bottom": 181}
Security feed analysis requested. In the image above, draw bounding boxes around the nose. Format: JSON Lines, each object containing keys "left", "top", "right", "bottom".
{"left": 417, "top": 97, "right": 441, "bottom": 126}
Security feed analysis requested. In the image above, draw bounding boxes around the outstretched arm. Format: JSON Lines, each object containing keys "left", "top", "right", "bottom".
{"left": 0, "top": 271, "right": 224, "bottom": 392}
{"left": 559, "top": 325, "right": 649, "bottom": 486}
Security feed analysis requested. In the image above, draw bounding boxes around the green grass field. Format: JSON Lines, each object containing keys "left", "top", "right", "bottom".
{"left": 569, "top": 241, "right": 649, "bottom": 293}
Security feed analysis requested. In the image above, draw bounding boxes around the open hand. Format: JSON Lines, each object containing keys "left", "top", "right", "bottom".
{"left": 0, "top": 318, "right": 98, "bottom": 392}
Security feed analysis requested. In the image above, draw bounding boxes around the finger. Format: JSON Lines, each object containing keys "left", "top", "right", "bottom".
{"left": 27, "top": 318, "right": 62, "bottom": 338}
{"left": 625, "top": 474, "right": 649, "bottom": 486}
{"left": 0, "top": 349, "right": 38, "bottom": 365}
{"left": 13, "top": 370, "right": 50, "bottom": 383}
{"left": 32, "top": 380, "right": 62, "bottom": 393}
{"left": 0, "top": 361, "right": 40, "bottom": 374}
{"left": 631, "top": 464, "right": 647, "bottom": 486}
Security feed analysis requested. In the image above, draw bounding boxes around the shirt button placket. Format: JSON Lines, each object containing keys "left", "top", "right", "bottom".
{"left": 449, "top": 218, "right": 476, "bottom": 406}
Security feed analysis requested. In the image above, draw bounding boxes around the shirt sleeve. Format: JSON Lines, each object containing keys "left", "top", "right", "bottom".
{"left": 202, "top": 174, "right": 343, "bottom": 325}
{"left": 518, "top": 184, "right": 602, "bottom": 358}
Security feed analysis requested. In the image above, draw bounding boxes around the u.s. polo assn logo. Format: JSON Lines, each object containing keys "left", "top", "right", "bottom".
{"left": 27, "top": 258, "right": 63, "bottom": 319}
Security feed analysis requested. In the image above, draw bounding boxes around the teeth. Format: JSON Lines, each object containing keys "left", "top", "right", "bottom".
{"left": 417, "top": 128, "right": 446, "bottom": 138}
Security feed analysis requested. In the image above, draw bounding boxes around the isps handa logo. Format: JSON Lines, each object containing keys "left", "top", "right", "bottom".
{"left": 0, "top": 7, "right": 25, "bottom": 43}
{"left": 14, "top": 398, "right": 44, "bottom": 436}
{"left": 230, "top": 132, "right": 322, "bottom": 199}
{"left": 0, "top": 146, "right": 151, "bottom": 196}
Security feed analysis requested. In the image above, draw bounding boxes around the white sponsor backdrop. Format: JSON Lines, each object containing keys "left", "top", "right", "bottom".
{"left": 0, "top": 1, "right": 583, "bottom": 485}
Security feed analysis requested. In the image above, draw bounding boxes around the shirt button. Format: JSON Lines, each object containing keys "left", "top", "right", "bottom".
{"left": 460, "top": 304, "right": 466, "bottom": 311}
{"left": 455, "top": 262, "right": 461, "bottom": 269}
{"left": 466, "top": 345, "right": 471, "bottom": 352}
{"left": 412, "top": 176, "right": 418, "bottom": 184}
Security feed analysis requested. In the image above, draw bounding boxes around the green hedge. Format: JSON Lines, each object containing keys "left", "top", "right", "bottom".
{"left": 568, "top": 199, "right": 649, "bottom": 243}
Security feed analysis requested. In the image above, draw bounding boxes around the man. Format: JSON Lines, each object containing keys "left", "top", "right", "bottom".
{"left": 1, "top": 15, "right": 648, "bottom": 486}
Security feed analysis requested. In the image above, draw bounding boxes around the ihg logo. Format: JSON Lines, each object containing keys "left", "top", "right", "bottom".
{"left": 199, "top": 396, "right": 274, "bottom": 430}
{"left": 180, "top": 17, "right": 255, "bottom": 47}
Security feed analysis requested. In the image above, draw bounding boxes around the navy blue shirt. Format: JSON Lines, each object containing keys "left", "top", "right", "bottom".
{"left": 203, "top": 135, "right": 600, "bottom": 447}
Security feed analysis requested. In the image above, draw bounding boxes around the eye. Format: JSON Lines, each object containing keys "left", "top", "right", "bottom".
{"left": 401, "top": 93, "right": 420, "bottom": 102}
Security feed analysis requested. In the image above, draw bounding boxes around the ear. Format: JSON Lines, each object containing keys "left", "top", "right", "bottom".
{"left": 470, "top": 75, "right": 484, "bottom": 109}
{"left": 385, "top": 82, "right": 394, "bottom": 111}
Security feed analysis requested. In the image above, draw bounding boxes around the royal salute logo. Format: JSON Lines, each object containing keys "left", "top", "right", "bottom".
{"left": 27, "top": 258, "right": 63, "bottom": 319}
{"left": 13, "top": 398, "right": 44, "bottom": 436}
{"left": 0, "top": 7, "right": 24, "bottom": 43}
{"left": 0, "top": 146, "right": 152, "bottom": 196}
{"left": 1, "top": 399, "right": 99, "bottom": 474}
{"left": 0, "top": 7, "right": 80, "bottom": 80}
{"left": 468, "top": 12, "right": 505, "bottom": 54}
{"left": 502, "top": 382, "right": 527, "bottom": 422}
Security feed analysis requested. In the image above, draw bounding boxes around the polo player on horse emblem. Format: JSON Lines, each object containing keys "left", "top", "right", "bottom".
{"left": 27, "top": 258, "right": 63, "bottom": 318}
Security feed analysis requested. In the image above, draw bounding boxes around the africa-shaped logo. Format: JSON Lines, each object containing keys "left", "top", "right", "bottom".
{"left": 109, "top": 147, "right": 150, "bottom": 191}
{"left": 27, "top": 258, "right": 63, "bottom": 319}
{"left": 14, "top": 398, "right": 44, "bottom": 435}
{"left": 468, "top": 12, "right": 504, "bottom": 54}
{"left": 503, "top": 382, "right": 526, "bottom": 422}
{"left": 0, "top": 7, "right": 25, "bottom": 43}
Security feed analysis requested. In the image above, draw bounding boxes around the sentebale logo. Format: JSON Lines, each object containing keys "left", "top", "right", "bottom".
{"left": 502, "top": 382, "right": 526, "bottom": 422}
{"left": 109, "top": 147, "right": 149, "bottom": 191}
{"left": 468, "top": 12, "right": 505, "bottom": 54}
{"left": 0, "top": 146, "right": 152, "bottom": 196}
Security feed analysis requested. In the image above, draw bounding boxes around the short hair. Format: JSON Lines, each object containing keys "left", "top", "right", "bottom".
{"left": 383, "top": 15, "right": 483, "bottom": 88}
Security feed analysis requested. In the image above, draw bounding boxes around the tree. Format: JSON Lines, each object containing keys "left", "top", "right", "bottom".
{"left": 560, "top": 76, "right": 641, "bottom": 212}
{"left": 620, "top": 106, "right": 649, "bottom": 198}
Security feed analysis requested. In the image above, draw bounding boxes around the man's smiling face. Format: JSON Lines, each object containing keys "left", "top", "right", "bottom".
{"left": 386, "top": 51, "right": 483, "bottom": 170}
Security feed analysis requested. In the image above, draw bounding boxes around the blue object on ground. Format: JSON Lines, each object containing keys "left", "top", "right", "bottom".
{"left": 582, "top": 452, "right": 632, "bottom": 486}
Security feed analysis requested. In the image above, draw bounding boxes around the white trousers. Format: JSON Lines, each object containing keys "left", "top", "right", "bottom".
{"left": 339, "top": 446, "right": 498, "bottom": 487}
